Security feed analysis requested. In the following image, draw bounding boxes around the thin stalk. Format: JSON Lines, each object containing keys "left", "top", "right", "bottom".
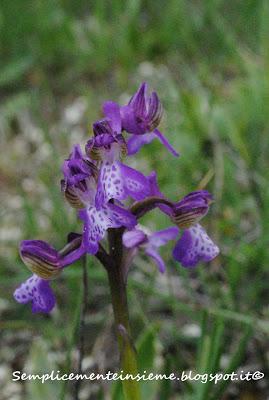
{"left": 74, "top": 255, "right": 88, "bottom": 400}
{"left": 107, "top": 228, "right": 141, "bottom": 400}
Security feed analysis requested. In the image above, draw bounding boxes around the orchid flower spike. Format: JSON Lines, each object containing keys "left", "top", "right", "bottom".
{"left": 14, "top": 82, "right": 219, "bottom": 315}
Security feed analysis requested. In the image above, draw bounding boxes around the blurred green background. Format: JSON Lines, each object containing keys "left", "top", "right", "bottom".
{"left": 1, "top": 1, "right": 269, "bottom": 399}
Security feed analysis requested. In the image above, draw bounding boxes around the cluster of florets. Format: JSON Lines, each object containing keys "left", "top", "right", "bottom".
{"left": 14, "top": 83, "right": 219, "bottom": 313}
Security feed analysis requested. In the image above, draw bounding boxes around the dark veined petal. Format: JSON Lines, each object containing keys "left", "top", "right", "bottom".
{"left": 14, "top": 274, "right": 56, "bottom": 313}
{"left": 172, "top": 224, "right": 219, "bottom": 268}
{"left": 146, "top": 92, "right": 163, "bottom": 131}
{"left": 20, "top": 240, "right": 62, "bottom": 280}
{"left": 172, "top": 190, "right": 212, "bottom": 229}
{"left": 61, "top": 180, "right": 84, "bottom": 209}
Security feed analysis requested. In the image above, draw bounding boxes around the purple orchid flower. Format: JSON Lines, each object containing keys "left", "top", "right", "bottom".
{"left": 145, "top": 174, "right": 219, "bottom": 268}
{"left": 14, "top": 239, "right": 86, "bottom": 313}
{"left": 62, "top": 144, "right": 137, "bottom": 254}
{"left": 103, "top": 82, "right": 179, "bottom": 157}
{"left": 86, "top": 119, "right": 151, "bottom": 209}
{"left": 171, "top": 191, "right": 219, "bottom": 267}
{"left": 61, "top": 144, "right": 98, "bottom": 208}
{"left": 123, "top": 226, "right": 179, "bottom": 273}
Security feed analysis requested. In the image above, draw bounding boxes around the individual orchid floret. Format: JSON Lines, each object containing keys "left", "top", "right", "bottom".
{"left": 62, "top": 144, "right": 137, "bottom": 254}
{"left": 121, "top": 82, "right": 163, "bottom": 134}
{"left": 103, "top": 82, "right": 179, "bottom": 157}
{"left": 139, "top": 179, "right": 219, "bottom": 268}
{"left": 123, "top": 226, "right": 179, "bottom": 273}
{"left": 171, "top": 190, "right": 213, "bottom": 229}
{"left": 86, "top": 119, "right": 127, "bottom": 162}
{"left": 61, "top": 144, "right": 98, "bottom": 208}
{"left": 172, "top": 224, "right": 219, "bottom": 268}
{"left": 14, "top": 237, "right": 86, "bottom": 313}
{"left": 86, "top": 119, "right": 151, "bottom": 209}
{"left": 168, "top": 191, "right": 219, "bottom": 267}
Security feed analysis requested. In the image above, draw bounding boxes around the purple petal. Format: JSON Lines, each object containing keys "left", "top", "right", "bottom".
{"left": 172, "top": 224, "right": 219, "bottom": 268}
{"left": 129, "top": 82, "right": 147, "bottom": 116}
{"left": 123, "top": 229, "right": 147, "bottom": 248}
{"left": 66, "top": 144, "right": 83, "bottom": 160}
{"left": 146, "top": 172, "right": 172, "bottom": 216}
{"left": 20, "top": 240, "right": 60, "bottom": 266}
{"left": 14, "top": 275, "right": 56, "bottom": 313}
{"left": 107, "top": 203, "right": 136, "bottom": 229}
{"left": 102, "top": 101, "right": 121, "bottom": 134}
{"left": 79, "top": 204, "right": 136, "bottom": 254}
{"left": 120, "top": 105, "right": 145, "bottom": 135}
{"left": 118, "top": 162, "right": 151, "bottom": 201}
{"left": 60, "top": 243, "right": 86, "bottom": 267}
{"left": 95, "top": 161, "right": 125, "bottom": 209}
{"left": 172, "top": 190, "right": 212, "bottom": 228}
{"left": 19, "top": 240, "right": 62, "bottom": 279}
{"left": 145, "top": 247, "right": 166, "bottom": 273}
{"left": 127, "top": 133, "right": 156, "bottom": 155}
{"left": 62, "top": 144, "right": 96, "bottom": 191}
{"left": 153, "top": 129, "right": 179, "bottom": 157}
{"left": 146, "top": 92, "right": 163, "bottom": 131}
{"left": 95, "top": 161, "right": 150, "bottom": 209}
{"left": 149, "top": 227, "right": 179, "bottom": 247}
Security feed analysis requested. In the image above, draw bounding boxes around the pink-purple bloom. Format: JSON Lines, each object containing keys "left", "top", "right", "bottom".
{"left": 14, "top": 82, "right": 219, "bottom": 314}
{"left": 63, "top": 143, "right": 137, "bottom": 254}
{"left": 103, "top": 82, "right": 179, "bottom": 157}
{"left": 14, "top": 238, "right": 86, "bottom": 313}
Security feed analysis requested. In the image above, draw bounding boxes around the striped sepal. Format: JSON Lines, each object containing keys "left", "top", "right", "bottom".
{"left": 22, "top": 255, "right": 61, "bottom": 280}
{"left": 172, "top": 207, "right": 206, "bottom": 229}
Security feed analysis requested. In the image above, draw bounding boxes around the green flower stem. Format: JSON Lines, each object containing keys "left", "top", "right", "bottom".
{"left": 107, "top": 229, "right": 141, "bottom": 400}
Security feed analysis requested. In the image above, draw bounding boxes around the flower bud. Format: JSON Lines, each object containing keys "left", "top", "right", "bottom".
{"left": 172, "top": 191, "right": 213, "bottom": 229}
{"left": 20, "top": 240, "right": 62, "bottom": 280}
